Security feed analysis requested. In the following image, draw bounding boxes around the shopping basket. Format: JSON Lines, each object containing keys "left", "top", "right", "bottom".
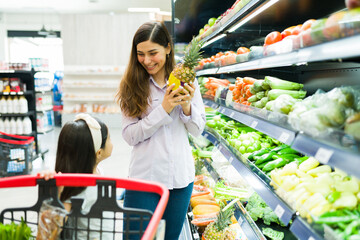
{"left": 0, "top": 173, "right": 169, "bottom": 240}
{"left": 0, "top": 131, "right": 35, "bottom": 177}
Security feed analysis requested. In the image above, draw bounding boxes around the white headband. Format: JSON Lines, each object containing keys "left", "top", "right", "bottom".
{"left": 74, "top": 113, "right": 102, "bottom": 152}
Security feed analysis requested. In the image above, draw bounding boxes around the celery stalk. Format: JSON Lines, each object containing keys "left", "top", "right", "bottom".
{"left": 264, "top": 76, "right": 304, "bottom": 90}
{"left": 268, "top": 89, "right": 307, "bottom": 100}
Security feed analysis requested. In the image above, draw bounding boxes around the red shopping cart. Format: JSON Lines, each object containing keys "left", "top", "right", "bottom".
{"left": 0, "top": 174, "right": 169, "bottom": 240}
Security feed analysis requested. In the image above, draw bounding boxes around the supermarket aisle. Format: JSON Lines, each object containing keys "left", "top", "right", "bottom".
{"left": 36, "top": 126, "right": 132, "bottom": 178}
{"left": 0, "top": 126, "right": 132, "bottom": 212}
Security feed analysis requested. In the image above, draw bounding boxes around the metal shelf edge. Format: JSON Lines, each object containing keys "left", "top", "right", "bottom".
{"left": 218, "top": 105, "right": 296, "bottom": 145}
{"left": 290, "top": 216, "right": 323, "bottom": 240}
{"left": 292, "top": 133, "right": 360, "bottom": 179}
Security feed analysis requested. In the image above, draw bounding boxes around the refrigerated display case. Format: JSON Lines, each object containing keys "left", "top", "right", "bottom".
{"left": 174, "top": 0, "right": 360, "bottom": 239}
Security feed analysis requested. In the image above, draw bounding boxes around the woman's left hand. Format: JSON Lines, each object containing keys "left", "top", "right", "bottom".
{"left": 180, "top": 82, "right": 195, "bottom": 115}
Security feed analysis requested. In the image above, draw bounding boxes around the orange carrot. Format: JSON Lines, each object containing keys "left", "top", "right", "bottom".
{"left": 243, "top": 77, "right": 257, "bottom": 84}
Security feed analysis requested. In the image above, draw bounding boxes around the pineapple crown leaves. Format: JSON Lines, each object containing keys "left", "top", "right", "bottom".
{"left": 183, "top": 37, "right": 204, "bottom": 69}
{"left": 214, "top": 204, "right": 235, "bottom": 232}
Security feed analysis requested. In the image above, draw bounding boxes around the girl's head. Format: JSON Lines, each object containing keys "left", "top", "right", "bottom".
{"left": 116, "top": 22, "right": 174, "bottom": 118}
{"left": 55, "top": 114, "right": 113, "bottom": 201}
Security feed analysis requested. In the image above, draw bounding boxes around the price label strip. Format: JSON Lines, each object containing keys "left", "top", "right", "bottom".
{"left": 279, "top": 132, "right": 290, "bottom": 143}
{"left": 230, "top": 112, "right": 235, "bottom": 118}
{"left": 274, "top": 205, "right": 285, "bottom": 219}
{"left": 315, "top": 148, "right": 334, "bottom": 164}
{"left": 250, "top": 121, "right": 258, "bottom": 129}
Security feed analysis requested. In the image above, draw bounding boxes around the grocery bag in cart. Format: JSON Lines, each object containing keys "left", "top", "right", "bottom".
{"left": 0, "top": 174, "right": 169, "bottom": 240}
{"left": 0, "top": 131, "right": 35, "bottom": 177}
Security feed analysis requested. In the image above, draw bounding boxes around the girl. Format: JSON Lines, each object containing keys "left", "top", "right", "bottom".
{"left": 40, "top": 113, "right": 113, "bottom": 239}
{"left": 116, "top": 22, "right": 206, "bottom": 239}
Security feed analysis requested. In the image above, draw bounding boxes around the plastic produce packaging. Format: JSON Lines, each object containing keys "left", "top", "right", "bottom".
{"left": 288, "top": 86, "right": 360, "bottom": 137}
{"left": 36, "top": 199, "right": 68, "bottom": 240}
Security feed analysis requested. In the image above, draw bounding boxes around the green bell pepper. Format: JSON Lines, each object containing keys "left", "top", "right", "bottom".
{"left": 248, "top": 149, "right": 269, "bottom": 161}
{"left": 294, "top": 156, "right": 309, "bottom": 165}
{"left": 277, "top": 147, "right": 299, "bottom": 155}
{"left": 254, "top": 152, "right": 277, "bottom": 165}
{"left": 262, "top": 158, "right": 288, "bottom": 172}
{"left": 270, "top": 145, "right": 289, "bottom": 153}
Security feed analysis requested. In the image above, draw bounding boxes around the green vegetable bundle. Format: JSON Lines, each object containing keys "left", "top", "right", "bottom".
{"left": 0, "top": 219, "right": 32, "bottom": 240}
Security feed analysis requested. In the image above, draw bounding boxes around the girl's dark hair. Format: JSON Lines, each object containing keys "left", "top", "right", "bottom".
{"left": 116, "top": 21, "right": 174, "bottom": 118}
{"left": 55, "top": 117, "right": 108, "bottom": 201}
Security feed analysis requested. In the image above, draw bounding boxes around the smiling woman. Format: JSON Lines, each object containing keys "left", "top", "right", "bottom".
{"left": 116, "top": 21, "right": 206, "bottom": 240}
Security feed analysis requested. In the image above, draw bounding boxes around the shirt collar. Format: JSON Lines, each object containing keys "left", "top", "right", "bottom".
{"left": 149, "top": 76, "right": 168, "bottom": 90}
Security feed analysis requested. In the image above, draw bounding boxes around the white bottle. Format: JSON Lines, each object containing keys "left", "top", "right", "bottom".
{"left": 16, "top": 117, "right": 23, "bottom": 135}
{"left": 0, "top": 118, "right": 4, "bottom": 133}
{"left": 19, "top": 96, "right": 28, "bottom": 114}
{"left": 23, "top": 116, "right": 32, "bottom": 134}
{"left": 12, "top": 96, "right": 19, "bottom": 114}
{"left": 0, "top": 96, "right": 7, "bottom": 113}
{"left": 4, "top": 118, "right": 10, "bottom": 134}
{"left": 10, "top": 117, "right": 16, "bottom": 134}
{"left": 6, "top": 97, "right": 13, "bottom": 114}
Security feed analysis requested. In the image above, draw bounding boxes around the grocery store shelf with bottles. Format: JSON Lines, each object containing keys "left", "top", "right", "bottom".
{"left": 175, "top": 0, "right": 360, "bottom": 239}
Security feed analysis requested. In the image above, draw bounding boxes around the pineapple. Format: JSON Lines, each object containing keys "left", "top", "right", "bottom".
{"left": 169, "top": 38, "right": 203, "bottom": 91}
{"left": 202, "top": 205, "right": 236, "bottom": 240}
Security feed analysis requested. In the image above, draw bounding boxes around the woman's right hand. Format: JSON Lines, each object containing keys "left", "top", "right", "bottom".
{"left": 162, "top": 84, "right": 189, "bottom": 114}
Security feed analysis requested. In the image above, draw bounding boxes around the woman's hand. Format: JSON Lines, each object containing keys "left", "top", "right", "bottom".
{"left": 180, "top": 82, "right": 196, "bottom": 116}
{"left": 162, "top": 84, "right": 189, "bottom": 114}
{"left": 37, "top": 170, "right": 57, "bottom": 180}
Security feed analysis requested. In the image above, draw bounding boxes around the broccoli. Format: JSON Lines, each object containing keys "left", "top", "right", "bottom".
{"left": 245, "top": 193, "right": 285, "bottom": 226}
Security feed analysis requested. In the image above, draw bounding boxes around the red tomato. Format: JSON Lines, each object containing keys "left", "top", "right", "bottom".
{"left": 236, "top": 47, "right": 250, "bottom": 54}
{"left": 281, "top": 26, "right": 295, "bottom": 38}
{"left": 264, "top": 31, "right": 282, "bottom": 45}
{"left": 301, "top": 19, "right": 316, "bottom": 31}
{"left": 291, "top": 25, "right": 303, "bottom": 35}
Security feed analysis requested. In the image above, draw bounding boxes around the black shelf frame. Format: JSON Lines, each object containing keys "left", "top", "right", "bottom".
{"left": 0, "top": 70, "right": 39, "bottom": 155}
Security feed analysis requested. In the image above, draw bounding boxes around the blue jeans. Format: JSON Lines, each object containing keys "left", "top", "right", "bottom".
{"left": 123, "top": 182, "right": 193, "bottom": 240}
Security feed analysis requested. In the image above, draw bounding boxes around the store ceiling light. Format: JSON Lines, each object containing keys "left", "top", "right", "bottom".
{"left": 228, "top": 0, "right": 280, "bottom": 33}
{"left": 38, "top": 25, "right": 48, "bottom": 36}
{"left": 128, "top": 8, "right": 160, "bottom": 13}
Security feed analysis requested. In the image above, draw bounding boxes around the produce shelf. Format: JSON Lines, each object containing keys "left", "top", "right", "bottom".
{"left": 197, "top": 35, "right": 360, "bottom": 75}
{"left": 203, "top": 98, "right": 219, "bottom": 109}
{"left": 234, "top": 201, "right": 267, "bottom": 240}
{"left": 201, "top": 130, "right": 295, "bottom": 225}
{"left": 218, "top": 105, "right": 296, "bottom": 146}
{"left": 196, "top": 68, "right": 218, "bottom": 76}
{"left": 0, "top": 111, "right": 35, "bottom": 117}
{"left": 191, "top": 142, "right": 267, "bottom": 240}
{"left": 205, "top": 97, "right": 360, "bottom": 179}
{"left": 292, "top": 133, "right": 360, "bottom": 179}
{"left": 200, "top": 0, "right": 263, "bottom": 44}
{"left": 290, "top": 216, "right": 323, "bottom": 240}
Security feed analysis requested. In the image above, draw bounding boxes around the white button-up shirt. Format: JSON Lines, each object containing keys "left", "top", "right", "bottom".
{"left": 121, "top": 76, "right": 206, "bottom": 189}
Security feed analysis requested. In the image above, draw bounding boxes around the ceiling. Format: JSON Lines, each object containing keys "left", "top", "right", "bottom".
{"left": 0, "top": 0, "right": 172, "bottom": 14}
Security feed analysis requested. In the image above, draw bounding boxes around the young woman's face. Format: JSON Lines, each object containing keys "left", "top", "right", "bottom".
{"left": 136, "top": 40, "right": 170, "bottom": 76}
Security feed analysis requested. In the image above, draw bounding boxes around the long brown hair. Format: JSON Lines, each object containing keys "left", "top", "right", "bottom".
{"left": 116, "top": 22, "right": 175, "bottom": 118}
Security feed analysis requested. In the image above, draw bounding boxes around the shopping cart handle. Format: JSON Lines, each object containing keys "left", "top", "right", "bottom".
{"left": 0, "top": 174, "right": 169, "bottom": 240}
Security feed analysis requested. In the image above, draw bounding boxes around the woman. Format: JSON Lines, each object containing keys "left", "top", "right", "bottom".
{"left": 116, "top": 22, "right": 205, "bottom": 239}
